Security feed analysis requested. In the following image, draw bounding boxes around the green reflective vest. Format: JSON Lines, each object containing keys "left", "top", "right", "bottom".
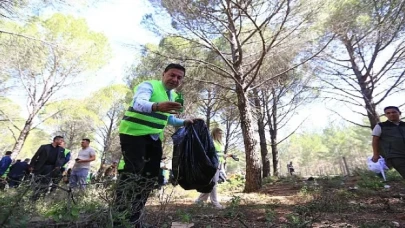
{"left": 119, "top": 80, "right": 173, "bottom": 137}
{"left": 64, "top": 149, "right": 71, "bottom": 156}
{"left": 1, "top": 166, "right": 10, "bottom": 178}
{"left": 214, "top": 141, "right": 225, "bottom": 163}
{"left": 63, "top": 149, "right": 71, "bottom": 168}
{"left": 118, "top": 157, "right": 125, "bottom": 171}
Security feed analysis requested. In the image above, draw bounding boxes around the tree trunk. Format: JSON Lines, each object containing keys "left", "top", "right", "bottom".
{"left": 270, "top": 89, "right": 279, "bottom": 176}
{"left": 99, "top": 115, "right": 114, "bottom": 170}
{"left": 66, "top": 122, "right": 77, "bottom": 149}
{"left": 253, "top": 88, "right": 270, "bottom": 178}
{"left": 236, "top": 84, "right": 262, "bottom": 192}
{"left": 343, "top": 38, "right": 380, "bottom": 130}
{"left": 357, "top": 76, "right": 379, "bottom": 129}
{"left": 222, "top": 119, "right": 231, "bottom": 171}
{"left": 270, "top": 141, "right": 279, "bottom": 176}
{"left": 11, "top": 120, "right": 32, "bottom": 159}
{"left": 364, "top": 100, "right": 379, "bottom": 130}
{"left": 205, "top": 106, "right": 212, "bottom": 131}
{"left": 265, "top": 89, "right": 280, "bottom": 176}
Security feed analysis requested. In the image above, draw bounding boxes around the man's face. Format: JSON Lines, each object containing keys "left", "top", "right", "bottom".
{"left": 384, "top": 108, "right": 401, "bottom": 122}
{"left": 55, "top": 138, "right": 64, "bottom": 146}
{"left": 81, "top": 140, "right": 89, "bottom": 148}
{"left": 162, "top": 68, "right": 184, "bottom": 90}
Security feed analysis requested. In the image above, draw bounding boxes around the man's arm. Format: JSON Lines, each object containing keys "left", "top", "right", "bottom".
{"left": 0, "top": 158, "right": 6, "bottom": 176}
{"left": 55, "top": 148, "right": 67, "bottom": 169}
{"left": 77, "top": 150, "right": 96, "bottom": 163}
{"left": 371, "top": 124, "right": 382, "bottom": 162}
{"left": 9, "top": 163, "right": 16, "bottom": 172}
{"left": 88, "top": 153, "right": 96, "bottom": 162}
{"left": 132, "top": 82, "right": 183, "bottom": 114}
{"left": 168, "top": 115, "right": 185, "bottom": 127}
{"left": 132, "top": 82, "right": 154, "bottom": 113}
{"left": 64, "top": 152, "right": 71, "bottom": 165}
{"left": 372, "top": 136, "right": 380, "bottom": 160}
{"left": 30, "top": 145, "right": 44, "bottom": 168}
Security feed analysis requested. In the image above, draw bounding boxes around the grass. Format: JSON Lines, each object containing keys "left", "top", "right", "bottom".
{"left": 0, "top": 169, "right": 404, "bottom": 227}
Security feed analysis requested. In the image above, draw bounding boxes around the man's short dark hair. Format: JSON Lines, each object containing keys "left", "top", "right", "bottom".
{"left": 164, "top": 63, "right": 185, "bottom": 75}
{"left": 5, "top": 151, "right": 12, "bottom": 155}
{"left": 82, "top": 138, "right": 91, "bottom": 143}
{"left": 53, "top": 136, "right": 64, "bottom": 141}
{"left": 384, "top": 106, "right": 401, "bottom": 114}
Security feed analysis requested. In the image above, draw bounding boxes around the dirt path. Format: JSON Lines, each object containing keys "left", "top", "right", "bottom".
{"left": 145, "top": 177, "right": 405, "bottom": 227}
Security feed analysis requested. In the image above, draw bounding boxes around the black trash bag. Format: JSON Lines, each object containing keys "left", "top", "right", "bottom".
{"left": 171, "top": 119, "right": 218, "bottom": 193}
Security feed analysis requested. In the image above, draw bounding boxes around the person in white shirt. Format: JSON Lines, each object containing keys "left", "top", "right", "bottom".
{"left": 69, "top": 138, "right": 96, "bottom": 189}
{"left": 371, "top": 106, "right": 405, "bottom": 179}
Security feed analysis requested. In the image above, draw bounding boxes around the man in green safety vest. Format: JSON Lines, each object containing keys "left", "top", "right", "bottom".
{"left": 115, "top": 63, "right": 198, "bottom": 227}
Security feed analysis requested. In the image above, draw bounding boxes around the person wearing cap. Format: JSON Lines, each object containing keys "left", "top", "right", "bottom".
{"left": 372, "top": 106, "right": 405, "bottom": 178}
{"left": 115, "top": 63, "right": 199, "bottom": 227}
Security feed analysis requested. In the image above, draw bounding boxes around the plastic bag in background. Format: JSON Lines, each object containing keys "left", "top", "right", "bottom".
{"left": 171, "top": 120, "right": 218, "bottom": 193}
{"left": 367, "top": 156, "right": 389, "bottom": 181}
{"left": 217, "top": 169, "right": 227, "bottom": 184}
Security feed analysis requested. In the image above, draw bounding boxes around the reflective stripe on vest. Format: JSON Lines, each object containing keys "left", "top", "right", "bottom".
{"left": 119, "top": 80, "right": 173, "bottom": 136}
{"left": 122, "top": 107, "right": 168, "bottom": 129}
{"left": 214, "top": 141, "right": 225, "bottom": 163}
{"left": 63, "top": 149, "right": 71, "bottom": 168}
{"left": 2, "top": 166, "right": 10, "bottom": 178}
{"left": 64, "top": 149, "right": 71, "bottom": 156}
{"left": 118, "top": 157, "right": 125, "bottom": 171}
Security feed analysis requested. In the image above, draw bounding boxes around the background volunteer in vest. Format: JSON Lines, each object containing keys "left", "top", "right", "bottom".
{"left": 115, "top": 63, "right": 197, "bottom": 227}
{"left": 195, "top": 127, "right": 233, "bottom": 209}
{"left": 372, "top": 106, "right": 405, "bottom": 179}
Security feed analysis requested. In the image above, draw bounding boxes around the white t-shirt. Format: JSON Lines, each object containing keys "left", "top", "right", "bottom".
{"left": 73, "top": 147, "right": 96, "bottom": 170}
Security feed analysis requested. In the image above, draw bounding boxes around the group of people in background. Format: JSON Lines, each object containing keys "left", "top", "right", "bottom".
{"left": 0, "top": 136, "right": 104, "bottom": 200}
{"left": 0, "top": 152, "right": 30, "bottom": 189}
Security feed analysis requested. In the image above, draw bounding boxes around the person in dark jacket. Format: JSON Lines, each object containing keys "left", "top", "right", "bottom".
{"left": 0, "top": 151, "right": 13, "bottom": 190}
{"left": 30, "top": 136, "right": 65, "bottom": 200}
{"left": 7, "top": 158, "right": 30, "bottom": 188}
{"left": 0, "top": 151, "right": 12, "bottom": 177}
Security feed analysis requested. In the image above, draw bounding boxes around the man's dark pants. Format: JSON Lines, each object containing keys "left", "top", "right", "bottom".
{"left": 388, "top": 158, "right": 405, "bottom": 179}
{"left": 115, "top": 134, "right": 162, "bottom": 227}
{"left": 31, "top": 165, "right": 57, "bottom": 200}
{"left": 50, "top": 167, "right": 66, "bottom": 192}
{"left": 8, "top": 176, "right": 24, "bottom": 188}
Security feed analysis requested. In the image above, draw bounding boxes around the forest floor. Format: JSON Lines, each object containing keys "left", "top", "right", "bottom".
{"left": 144, "top": 170, "right": 405, "bottom": 228}
{"left": 1, "top": 169, "right": 404, "bottom": 228}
